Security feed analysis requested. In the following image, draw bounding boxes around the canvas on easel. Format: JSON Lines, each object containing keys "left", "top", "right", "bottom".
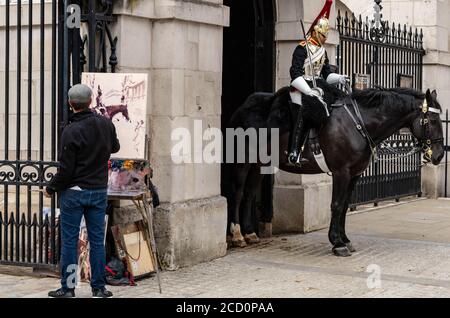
{"left": 81, "top": 73, "right": 148, "bottom": 160}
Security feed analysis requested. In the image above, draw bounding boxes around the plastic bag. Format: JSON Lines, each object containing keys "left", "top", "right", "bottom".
{"left": 105, "top": 257, "right": 136, "bottom": 286}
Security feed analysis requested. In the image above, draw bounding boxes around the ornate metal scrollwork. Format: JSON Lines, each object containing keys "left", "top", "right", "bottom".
{"left": 369, "top": 0, "right": 386, "bottom": 42}
{"left": 19, "top": 163, "right": 40, "bottom": 183}
{"left": 0, "top": 162, "right": 16, "bottom": 183}
{"left": 377, "top": 134, "right": 418, "bottom": 156}
{"left": 43, "top": 164, "right": 59, "bottom": 183}
{"left": 79, "top": 0, "right": 118, "bottom": 73}
{"left": 0, "top": 161, "right": 59, "bottom": 186}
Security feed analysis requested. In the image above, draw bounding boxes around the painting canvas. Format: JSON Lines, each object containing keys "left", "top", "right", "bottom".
{"left": 82, "top": 73, "right": 148, "bottom": 159}
{"left": 77, "top": 215, "right": 109, "bottom": 285}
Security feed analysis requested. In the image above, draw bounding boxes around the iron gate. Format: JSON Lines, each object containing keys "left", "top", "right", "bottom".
{"left": 0, "top": 0, "right": 117, "bottom": 269}
{"left": 442, "top": 110, "right": 450, "bottom": 198}
{"left": 0, "top": 0, "right": 60, "bottom": 269}
{"left": 336, "top": 6, "right": 425, "bottom": 209}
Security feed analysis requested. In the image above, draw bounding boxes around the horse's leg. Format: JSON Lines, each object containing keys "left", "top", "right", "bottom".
{"left": 329, "top": 172, "right": 352, "bottom": 257}
{"left": 241, "top": 165, "right": 265, "bottom": 244}
{"left": 339, "top": 175, "right": 361, "bottom": 253}
{"left": 230, "top": 164, "right": 252, "bottom": 248}
{"left": 259, "top": 174, "right": 274, "bottom": 238}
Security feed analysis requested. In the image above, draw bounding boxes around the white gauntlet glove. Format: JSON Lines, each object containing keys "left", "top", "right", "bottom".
{"left": 292, "top": 76, "right": 324, "bottom": 97}
{"left": 291, "top": 76, "right": 315, "bottom": 96}
{"left": 291, "top": 76, "right": 327, "bottom": 106}
{"left": 326, "top": 73, "right": 349, "bottom": 86}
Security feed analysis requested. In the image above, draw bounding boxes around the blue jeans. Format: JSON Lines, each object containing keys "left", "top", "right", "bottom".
{"left": 59, "top": 188, "right": 108, "bottom": 290}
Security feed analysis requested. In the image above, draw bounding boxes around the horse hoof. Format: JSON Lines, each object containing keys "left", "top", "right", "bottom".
{"left": 244, "top": 233, "right": 260, "bottom": 244}
{"left": 332, "top": 246, "right": 352, "bottom": 257}
{"left": 346, "top": 242, "right": 356, "bottom": 253}
{"left": 232, "top": 239, "right": 247, "bottom": 248}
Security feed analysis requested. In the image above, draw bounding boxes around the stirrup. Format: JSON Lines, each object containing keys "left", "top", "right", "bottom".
{"left": 287, "top": 151, "right": 309, "bottom": 167}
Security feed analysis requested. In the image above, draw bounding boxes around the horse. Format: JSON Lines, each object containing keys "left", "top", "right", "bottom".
{"left": 223, "top": 79, "right": 444, "bottom": 257}
{"left": 94, "top": 104, "right": 131, "bottom": 122}
{"left": 106, "top": 105, "right": 130, "bottom": 122}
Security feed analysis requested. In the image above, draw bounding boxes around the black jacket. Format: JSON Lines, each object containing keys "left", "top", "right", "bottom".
{"left": 289, "top": 44, "right": 332, "bottom": 82}
{"left": 47, "top": 109, "right": 120, "bottom": 194}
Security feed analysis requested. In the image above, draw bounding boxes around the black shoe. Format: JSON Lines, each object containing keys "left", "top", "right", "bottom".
{"left": 92, "top": 288, "right": 113, "bottom": 298}
{"left": 48, "top": 288, "right": 75, "bottom": 298}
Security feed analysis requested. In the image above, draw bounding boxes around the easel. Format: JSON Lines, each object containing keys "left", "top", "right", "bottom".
{"left": 108, "top": 191, "right": 162, "bottom": 294}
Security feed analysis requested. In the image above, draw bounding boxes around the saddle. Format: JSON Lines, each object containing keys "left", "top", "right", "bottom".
{"left": 306, "top": 96, "right": 368, "bottom": 174}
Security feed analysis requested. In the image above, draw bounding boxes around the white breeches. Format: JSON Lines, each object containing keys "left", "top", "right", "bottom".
{"left": 289, "top": 89, "right": 302, "bottom": 106}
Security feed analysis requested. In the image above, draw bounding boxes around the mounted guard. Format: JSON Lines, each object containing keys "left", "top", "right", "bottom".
{"left": 287, "top": 0, "right": 349, "bottom": 167}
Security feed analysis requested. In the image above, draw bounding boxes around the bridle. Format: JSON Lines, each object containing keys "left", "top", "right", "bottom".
{"left": 338, "top": 85, "right": 444, "bottom": 165}
{"left": 418, "top": 98, "right": 444, "bottom": 162}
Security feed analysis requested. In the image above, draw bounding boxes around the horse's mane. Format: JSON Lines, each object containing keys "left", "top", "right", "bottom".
{"left": 351, "top": 87, "right": 429, "bottom": 111}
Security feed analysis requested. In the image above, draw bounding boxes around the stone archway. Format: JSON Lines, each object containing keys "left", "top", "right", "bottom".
{"left": 221, "top": 0, "right": 276, "bottom": 233}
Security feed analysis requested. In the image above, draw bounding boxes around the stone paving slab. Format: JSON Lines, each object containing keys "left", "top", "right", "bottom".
{"left": 1, "top": 199, "right": 450, "bottom": 298}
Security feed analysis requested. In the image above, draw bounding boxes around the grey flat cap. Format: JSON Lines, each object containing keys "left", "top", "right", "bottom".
{"left": 68, "top": 84, "right": 92, "bottom": 104}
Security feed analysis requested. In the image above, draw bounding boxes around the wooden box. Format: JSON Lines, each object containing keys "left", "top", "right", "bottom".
{"left": 111, "top": 221, "right": 155, "bottom": 278}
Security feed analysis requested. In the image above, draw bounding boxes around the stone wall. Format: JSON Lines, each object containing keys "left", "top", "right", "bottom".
{"left": 112, "top": 0, "right": 229, "bottom": 269}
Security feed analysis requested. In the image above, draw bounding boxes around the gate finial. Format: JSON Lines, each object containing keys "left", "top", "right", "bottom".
{"left": 370, "top": 0, "right": 386, "bottom": 42}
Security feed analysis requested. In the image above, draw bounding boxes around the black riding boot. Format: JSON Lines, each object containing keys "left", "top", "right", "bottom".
{"left": 287, "top": 103, "right": 309, "bottom": 167}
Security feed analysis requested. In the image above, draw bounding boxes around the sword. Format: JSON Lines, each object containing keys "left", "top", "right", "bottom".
{"left": 300, "top": 20, "right": 329, "bottom": 117}
{"left": 300, "top": 20, "right": 317, "bottom": 89}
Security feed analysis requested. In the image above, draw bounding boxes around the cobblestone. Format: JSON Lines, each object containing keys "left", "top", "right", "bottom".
{"left": 1, "top": 199, "right": 450, "bottom": 298}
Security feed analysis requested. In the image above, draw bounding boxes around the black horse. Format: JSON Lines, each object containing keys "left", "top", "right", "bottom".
{"left": 223, "top": 79, "right": 444, "bottom": 256}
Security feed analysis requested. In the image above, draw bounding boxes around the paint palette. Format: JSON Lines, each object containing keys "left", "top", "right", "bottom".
{"left": 108, "top": 158, "right": 151, "bottom": 195}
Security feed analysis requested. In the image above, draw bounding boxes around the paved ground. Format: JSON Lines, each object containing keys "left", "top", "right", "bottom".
{"left": 1, "top": 198, "right": 450, "bottom": 298}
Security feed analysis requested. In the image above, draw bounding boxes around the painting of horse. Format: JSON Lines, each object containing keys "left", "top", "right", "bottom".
{"left": 82, "top": 73, "right": 148, "bottom": 159}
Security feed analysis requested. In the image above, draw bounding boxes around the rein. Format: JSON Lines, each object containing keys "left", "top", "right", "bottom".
{"left": 334, "top": 86, "right": 442, "bottom": 165}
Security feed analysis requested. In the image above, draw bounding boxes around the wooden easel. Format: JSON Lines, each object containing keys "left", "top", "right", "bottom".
{"left": 108, "top": 191, "right": 162, "bottom": 294}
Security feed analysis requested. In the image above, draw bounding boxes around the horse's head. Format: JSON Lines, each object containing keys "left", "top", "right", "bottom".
{"left": 122, "top": 105, "right": 131, "bottom": 122}
{"left": 410, "top": 89, "right": 444, "bottom": 165}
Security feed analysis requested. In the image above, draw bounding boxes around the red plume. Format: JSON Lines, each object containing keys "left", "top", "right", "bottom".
{"left": 307, "top": 0, "right": 333, "bottom": 35}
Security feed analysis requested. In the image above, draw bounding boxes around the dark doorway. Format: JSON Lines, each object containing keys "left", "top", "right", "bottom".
{"left": 221, "top": 0, "right": 276, "bottom": 231}
{"left": 221, "top": 0, "right": 275, "bottom": 127}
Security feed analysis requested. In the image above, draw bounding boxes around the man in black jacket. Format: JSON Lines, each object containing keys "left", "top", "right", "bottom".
{"left": 46, "top": 84, "right": 120, "bottom": 298}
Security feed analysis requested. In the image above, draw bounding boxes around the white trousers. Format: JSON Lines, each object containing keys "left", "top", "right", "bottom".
{"left": 289, "top": 89, "right": 302, "bottom": 106}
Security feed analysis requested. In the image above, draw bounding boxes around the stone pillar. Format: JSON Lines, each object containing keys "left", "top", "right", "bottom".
{"left": 112, "top": 0, "right": 229, "bottom": 270}
{"left": 271, "top": 0, "right": 339, "bottom": 234}
{"left": 416, "top": 0, "right": 450, "bottom": 197}
{"left": 422, "top": 164, "right": 447, "bottom": 198}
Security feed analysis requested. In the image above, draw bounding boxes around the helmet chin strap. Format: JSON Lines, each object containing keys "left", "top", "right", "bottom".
{"left": 310, "top": 33, "right": 322, "bottom": 46}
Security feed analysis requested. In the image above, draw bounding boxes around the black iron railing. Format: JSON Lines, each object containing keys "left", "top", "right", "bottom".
{"left": 337, "top": 5, "right": 425, "bottom": 209}
{"left": 336, "top": 10, "right": 424, "bottom": 91}
{"left": 1, "top": 1, "right": 60, "bottom": 269}
{"left": 349, "top": 134, "right": 422, "bottom": 210}
{"left": 1, "top": 0, "right": 117, "bottom": 269}
{"left": 442, "top": 110, "right": 449, "bottom": 198}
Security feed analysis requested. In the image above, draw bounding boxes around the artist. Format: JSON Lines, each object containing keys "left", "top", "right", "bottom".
{"left": 45, "top": 84, "right": 120, "bottom": 298}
